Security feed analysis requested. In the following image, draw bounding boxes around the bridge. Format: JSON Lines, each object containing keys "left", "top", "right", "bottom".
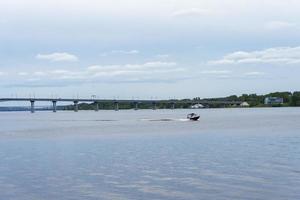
{"left": 0, "top": 98, "right": 243, "bottom": 113}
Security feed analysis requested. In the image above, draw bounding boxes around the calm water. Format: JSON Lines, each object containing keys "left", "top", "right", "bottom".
{"left": 0, "top": 108, "right": 300, "bottom": 200}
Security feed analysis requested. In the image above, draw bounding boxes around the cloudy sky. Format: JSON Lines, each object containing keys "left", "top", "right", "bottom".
{"left": 1, "top": 0, "right": 300, "bottom": 99}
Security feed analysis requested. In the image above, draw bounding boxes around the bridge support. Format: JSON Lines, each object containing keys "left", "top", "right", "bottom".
{"left": 171, "top": 102, "right": 175, "bottom": 109}
{"left": 134, "top": 102, "right": 138, "bottom": 110}
{"left": 52, "top": 101, "right": 57, "bottom": 112}
{"left": 74, "top": 101, "right": 79, "bottom": 112}
{"left": 152, "top": 101, "right": 157, "bottom": 110}
{"left": 30, "top": 100, "right": 35, "bottom": 113}
{"left": 94, "top": 102, "right": 99, "bottom": 112}
{"left": 114, "top": 101, "right": 119, "bottom": 111}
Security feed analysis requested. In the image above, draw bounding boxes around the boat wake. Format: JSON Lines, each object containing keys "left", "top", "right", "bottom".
{"left": 141, "top": 118, "right": 190, "bottom": 122}
{"left": 52, "top": 119, "right": 117, "bottom": 122}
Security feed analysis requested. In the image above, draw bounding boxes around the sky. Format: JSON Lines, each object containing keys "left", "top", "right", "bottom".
{"left": 1, "top": 0, "right": 300, "bottom": 99}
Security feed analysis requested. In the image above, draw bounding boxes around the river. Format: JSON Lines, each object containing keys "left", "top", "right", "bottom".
{"left": 0, "top": 108, "right": 300, "bottom": 200}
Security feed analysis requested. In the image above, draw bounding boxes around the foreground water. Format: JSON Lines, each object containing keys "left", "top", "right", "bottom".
{"left": 0, "top": 108, "right": 300, "bottom": 200}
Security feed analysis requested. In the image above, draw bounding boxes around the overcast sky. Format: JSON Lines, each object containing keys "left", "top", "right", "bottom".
{"left": 1, "top": 0, "right": 300, "bottom": 99}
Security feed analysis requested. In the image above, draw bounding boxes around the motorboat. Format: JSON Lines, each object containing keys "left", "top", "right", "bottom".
{"left": 187, "top": 113, "right": 200, "bottom": 121}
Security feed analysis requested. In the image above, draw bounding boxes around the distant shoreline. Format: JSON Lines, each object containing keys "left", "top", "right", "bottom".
{"left": 0, "top": 105, "right": 298, "bottom": 112}
{"left": 1, "top": 91, "right": 299, "bottom": 111}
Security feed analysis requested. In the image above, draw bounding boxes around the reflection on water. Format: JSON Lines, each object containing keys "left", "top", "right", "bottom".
{"left": 0, "top": 108, "right": 300, "bottom": 200}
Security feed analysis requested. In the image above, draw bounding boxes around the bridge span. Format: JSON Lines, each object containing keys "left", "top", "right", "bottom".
{"left": 0, "top": 98, "right": 243, "bottom": 113}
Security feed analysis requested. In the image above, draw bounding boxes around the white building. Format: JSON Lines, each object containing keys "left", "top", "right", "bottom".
{"left": 190, "top": 104, "right": 205, "bottom": 109}
{"left": 240, "top": 102, "right": 250, "bottom": 107}
{"left": 264, "top": 97, "right": 284, "bottom": 105}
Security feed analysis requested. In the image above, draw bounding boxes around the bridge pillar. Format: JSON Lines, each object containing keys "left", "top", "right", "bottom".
{"left": 134, "top": 102, "right": 138, "bottom": 110}
{"left": 74, "top": 101, "right": 79, "bottom": 112}
{"left": 94, "top": 102, "right": 99, "bottom": 112}
{"left": 171, "top": 102, "right": 175, "bottom": 109}
{"left": 52, "top": 101, "right": 57, "bottom": 112}
{"left": 114, "top": 101, "right": 119, "bottom": 111}
{"left": 30, "top": 100, "right": 35, "bottom": 113}
{"left": 152, "top": 101, "right": 157, "bottom": 110}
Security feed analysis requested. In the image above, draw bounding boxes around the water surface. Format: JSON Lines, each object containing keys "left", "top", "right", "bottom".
{"left": 0, "top": 108, "right": 300, "bottom": 200}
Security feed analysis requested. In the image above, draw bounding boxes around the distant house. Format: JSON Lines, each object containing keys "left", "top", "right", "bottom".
{"left": 264, "top": 97, "right": 284, "bottom": 105}
{"left": 240, "top": 102, "right": 250, "bottom": 107}
{"left": 190, "top": 104, "right": 205, "bottom": 109}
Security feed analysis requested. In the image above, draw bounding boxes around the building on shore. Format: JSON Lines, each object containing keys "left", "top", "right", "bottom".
{"left": 190, "top": 104, "right": 205, "bottom": 109}
{"left": 264, "top": 97, "right": 284, "bottom": 105}
{"left": 240, "top": 102, "right": 250, "bottom": 107}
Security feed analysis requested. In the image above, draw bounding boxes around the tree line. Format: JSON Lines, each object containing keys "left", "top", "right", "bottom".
{"left": 62, "top": 91, "right": 300, "bottom": 110}
{"left": 201, "top": 91, "right": 300, "bottom": 107}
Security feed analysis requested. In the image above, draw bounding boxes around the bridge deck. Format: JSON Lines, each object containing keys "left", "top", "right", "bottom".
{"left": 0, "top": 98, "right": 242, "bottom": 104}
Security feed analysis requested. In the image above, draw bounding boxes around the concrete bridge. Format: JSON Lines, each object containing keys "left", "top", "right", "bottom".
{"left": 0, "top": 98, "right": 243, "bottom": 113}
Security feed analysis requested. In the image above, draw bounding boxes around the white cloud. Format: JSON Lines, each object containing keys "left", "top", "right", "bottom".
{"left": 265, "top": 21, "right": 297, "bottom": 30}
{"left": 141, "top": 61, "right": 177, "bottom": 68}
{"left": 13, "top": 61, "right": 185, "bottom": 86}
{"left": 100, "top": 50, "right": 139, "bottom": 57}
{"left": 87, "top": 61, "right": 179, "bottom": 77}
{"left": 27, "top": 78, "right": 41, "bottom": 82}
{"left": 200, "top": 70, "right": 231, "bottom": 74}
{"left": 0, "top": 71, "right": 4, "bottom": 76}
{"left": 244, "top": 72, "right": 265, "bottom": 76}
{"left": 112, "top": 50, "right": 139, "bottom": 54}
{"left": 50, "top": 70, "right": 70, "bottom": 74}
{"left": 36, "top": 52, "right": 79, "bottom": 62}
{"left": 33, "top": 71, "right": 47, "bottom": 76}
{"left": 88, "top": 61, "right": 176, "bottom": 71}
{"left": 50, "top": 70, "right": 85, "bottom": 80}
{"left": 208, "top": 46, "right": 300, "bottom": 65}
{"left": 156, "top": 54, "right": 170, "bottom": 58}
{"left": 171, "top": 8, "right": 213, "bottom": 17}
{"left": 18, "top": 72, "right": 29, "bottom": 76}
